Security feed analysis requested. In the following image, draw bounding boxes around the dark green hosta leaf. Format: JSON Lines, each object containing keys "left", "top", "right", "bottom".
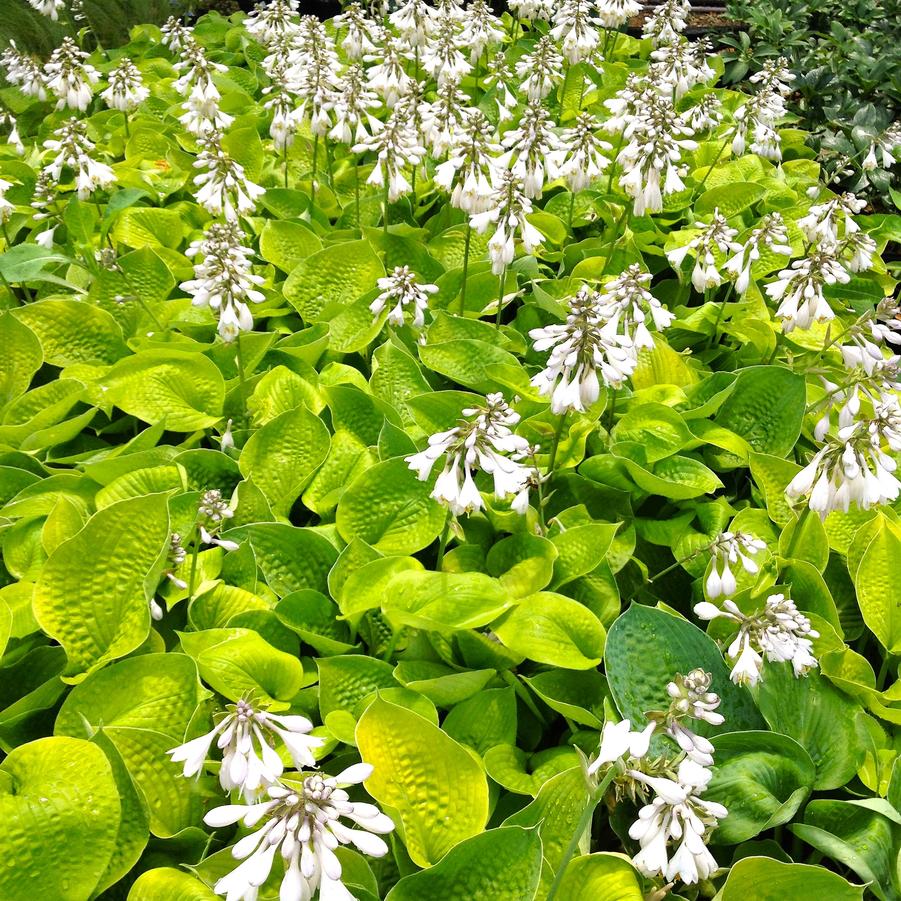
{"left": 605, "top": 604, "right": 765, "bottom": 733}
{"left": 493, "top": 591, "right": 605, "bottom": 669}
{"left": 706, "top": 731, "right": 815, "bottom": 843}
{"left": 757, "top": 664, "right": 868, "bottom": 790}
{"left": 720, "top": 856, "right": 864, "bottom": 901}
{"left": 356, "top": 698, "right": 489, "bottom": 867}
{"left": 336, "top": 457, "right": 447, "bottom": 555}
{"left": 791, "top": 799, "right": 901, "bottom": 901}
{"left": 715, "top": 366, "right": 805, "bottom": 457}
{"left": 33, "top": 493, "right": 171, "bottom": 680}
{"left": 386, "top": 826, "right": 542, "bottom": 901}
{"left": 0, "top": 737, "right": 121, "bottom": 901}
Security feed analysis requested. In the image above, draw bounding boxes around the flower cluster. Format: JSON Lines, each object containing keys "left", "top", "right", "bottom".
{"left": 406, "top": 393, "right": 534, "bottom": 516}
{"left": 705, "top": 530, "right": 766, "bottom": 599}
{"left": 695, "top": 594, "right": 819, "bottom": 686}
{"left": 370, "top": 265, "right": 438, "bottom": 329}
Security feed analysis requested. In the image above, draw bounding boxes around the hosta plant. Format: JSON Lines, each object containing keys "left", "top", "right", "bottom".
{"left": 0, "top": 1, "right": 900, "bottom": 900}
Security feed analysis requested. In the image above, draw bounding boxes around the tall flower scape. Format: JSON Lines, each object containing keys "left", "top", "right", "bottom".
{"left": 0, "top": 1, "right": 899, "bottom": 900}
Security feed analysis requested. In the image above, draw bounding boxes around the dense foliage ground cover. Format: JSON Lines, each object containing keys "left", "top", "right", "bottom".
{"left": 1, "top": 1, "right": 901, "bottom": 900}
{"left": 722, "top": 0, "right": 901, "bottom": 211}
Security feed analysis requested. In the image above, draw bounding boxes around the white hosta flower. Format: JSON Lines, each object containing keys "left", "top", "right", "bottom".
{"left": 1, "top": 42, "right": 46, "bottom": 100}
{"left": 485, "top": 52, "right": 518, "bottom": 123}
{"left": 434, "top": 108, "right": 502, "bottom": 213}
{"left": 681, "top": 92, "right": 722, "bottom": 133}
{"left": 530, "top": 285, "right": 638, "bottom": 411}
{"left": 731, "top": 59, "right": 794, "bottom": 160}
{"left": 328, "top": 64, "right": 381, "bottom": 145}
{"left": 365, "top": 34, "right": 413, "bottom": 107}
{"left": 45, "top": 37, "right": 99, "bottom": 111}
{"left": 100, "top": 57, "right": 149, "bottom": 112}
{"left": 596, "top": 0, "right": 641, "bottom": 29}
{"left": 840, "top": 230, "right": 877, "bottom": 273}
{"left": 587, "top": 718, "right": 656, "bottom": 775}
{"left": 551, "top": 0, "right": 602, "bottom": 64}
{"left": 163, "top": 532, "right": 188, "bottom": 590}
{"left": 420, "top": 14, "right": 471, "bottom": 86}
{"left": 508, "top": 0, "right": 556, "bottom": 21}
{"left": 617, "top": 94, "right": 697, "bottom": 215}
{"left": 290, "top": 35, "right": 341, "bottom": 138}
{"left": 667, "top": 209, "right": 741, "bottom": 293}
{"left": 642, "top": 0, "right": 691, "bottom": 46}
{"left": 515, "top": 35, "right": 564, "bottom": 102}
{"left": 419, "top": 80, "right": 468, "bottom": 157}
{"left": 797, "top": 192, "right": 865, "bottom": 249}
{"left": 263, "top": 65, "right": 303, "bottom": 151}
{"left": 460, "top": 0, "right": 504, "bottom": 61}
{"left": 724, "top": 212, "right": 792, "bottom": 295}
{"left": 161, "top": 16, "right": 195, "bottom": 53}
{"left": 863, "top": 123, "right": 901, "bottom": 171}
{"left": 333, "top": 1, "right": 378, "bottom": 58}
{"left": 704, "top": 531, "right": 766, "bottom": 599}
{"left": 695, "top": 594, "right": 819, "bottom": 686}
{"left": 169, "top": 699, "right": 323, "bottom": 800}
{"left": 500, "top": 100, "right": 564, "bottom": 199}
{"left": 390, "top": 0, "right": 436, "bottom": 47}
{"left": 0, "top": 178, "right": 15, "bottom": 224}
{"left": 596, "top": 264, "right": 675, "bottom": 351}
{"left": 370, "top": 265, "right": 438, "bottom": 328}
{"left": 765, "top": 248, "right": 849, "bottom": 332}
{"left": 43, "top": 118, "right": 116, "bottom": 200}
{"left": 785, "top": 425, "right": 901, "bottom": 517}
{"left": 656, "top": 669, "right": 723, "bottom": 766}
{"left": 179, "top": 79, "right": 234, "bottom": 137}
{"left": 181, "top": 223, "right": 266, "bottom": 343}
{"left": 406, "top": 392, "right": 533, "bottom": 516}
{"left": 470, "top": 171, "right": 545, "bottom": 276}
{"left": 629, "top": 758, "right": 726, "bottom": 884}
{"left": 244, "top": 0, "right": 301, "bottom": 46}
{"left": 193, "top": 137, "right": 266, "bottom": 221}
{"left": 353, "top": 109, "right": 426, "bottom": 202}
{"left": 650, "top": 39, "right": 716, "bottom": 99}
{"left": 558, "top": 113, "right": 612, "bottom": 192}
{"left": 204, "top": 767, "right": 394, "bottom": 901}
{"left": 28, "top": 0, "right": 65, "bottom": 19}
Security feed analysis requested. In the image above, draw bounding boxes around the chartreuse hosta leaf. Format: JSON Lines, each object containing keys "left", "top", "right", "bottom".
{"left": 356, "top": 698, "right": 489, "bottom": 867}
{"left": 33, "top": 493, "right": 171, "bottom": 680}
{"left": 0, "top": 313, "right": 42, "bottom": 407}
{"left": 55, "top": 653, "right": 211, "bottom": 838}
{"left": 385, "top": 827, "right": 543, "bottom": 901}
{"left": 0, "top": 736, "right": 121, "bottom": 900}
{"left": 129, "top": 868, "right": 219, "bottom": 901}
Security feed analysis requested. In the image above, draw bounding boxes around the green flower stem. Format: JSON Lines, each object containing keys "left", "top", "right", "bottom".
{"left": 354, "top": 157, "right": 361, "bottom": 230}
{"left": 648, "top": 545, "right": 706, "bottom": 583}
{"left": 495, "top": 266, "right": 506, "bottom": 328}
{"left": 545, "top": 768, "right": 617, "bottom": 901}
{"left": 695, "top": 130, "right": 733, "bottom": 193}
{"left": 283, "top": 142, "right": 289, "bottom": 189}
{"left": 784, "top": 505, "right": 811, "bottom": 560}
{"left": 382, "top": 162, "right": 390, "bottom": 237}
{"left": 123, "top": 110, "right": 130, "bottom": 139}
{"left": 310, "top": 134, "right": 319, "bottom": 212}
{"left": 606, "top": 130, "right": 625, "bottom": 194}
{"left": 705, "top": 282, "right": 735, "bottom": 350}
{"left": 235, "top": 332, "right": 249, "bottom": 428}
{"left": 547, "top": 411, "right": 568, "bottom": 474}
{"left": 187, "top": 534, "right": 200, "bottom": 598}
{"left": 435, "top": 513, "right": 451, "bottom": 570}
{"left": 458, "top": 221, "right": 473, "bottom": 315}
{"left": 599, "top": 205, "right": 630, "bottom": 279}
{"left": 500, "top": 670, "right": 547, "bottom": 726}
{"left": 605, "top": 386, "right": 618, "bottom": 435}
